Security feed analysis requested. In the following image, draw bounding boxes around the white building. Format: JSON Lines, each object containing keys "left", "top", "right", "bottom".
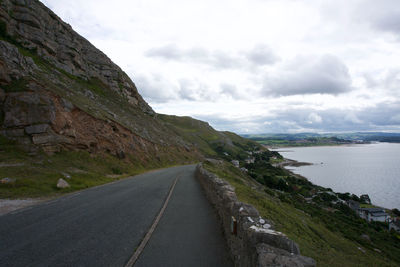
{"left": 231, "top": 160, "right": 240, "bottom": 168}
{"left": 245, "top": 157, "right": 255, "bottom": 164}
{"left": 389, "top": 219, "right": 400, "bottom": 232}
{"left": 240, "top": 167, "right": 248, "bottom": 172}
{"left": 358, "top": 208, "right": 389, "bottom": 222}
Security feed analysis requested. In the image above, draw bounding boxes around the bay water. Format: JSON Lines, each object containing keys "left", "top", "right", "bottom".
{"left": 275, "top": 143, "right": 400, "bottom": 209}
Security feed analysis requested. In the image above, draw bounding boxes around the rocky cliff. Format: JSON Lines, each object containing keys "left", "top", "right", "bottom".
{"left": 0, "top": 0, "right": 260, "bottom": 163}
{"left": 0, "top": 0, "right": 194, "bottom": 156}
{"left": 0, "top": 0, "right": 152, "bottom": 114}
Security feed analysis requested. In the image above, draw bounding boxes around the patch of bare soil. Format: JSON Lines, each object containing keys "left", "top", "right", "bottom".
{"left": 0, "top": 199, "right": 44, "bottom": 215}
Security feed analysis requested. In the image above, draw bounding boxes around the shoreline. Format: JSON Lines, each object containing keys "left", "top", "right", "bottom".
{"left": 278, "top": 157, "right": 393, "bottom": 212}
{"left": 272, "top": 158, "right": 313, "bottom": 168}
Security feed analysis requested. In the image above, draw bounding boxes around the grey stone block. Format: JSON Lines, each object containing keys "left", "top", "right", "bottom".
{"left": 257, "top": 243, "right": 316, "bottom": 267}
{"left": 3, "top": 128, "right": 25, "bottom": 137}
{"left": 32, "top": 133, "right": 72, "bottom": 145}
{"left": 25, "top": 124, "right": 49, "bottom": 134}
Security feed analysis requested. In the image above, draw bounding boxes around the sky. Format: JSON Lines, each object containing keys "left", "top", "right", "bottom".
{"left": 41, "top": 0, "right": 400, "bottom": 134}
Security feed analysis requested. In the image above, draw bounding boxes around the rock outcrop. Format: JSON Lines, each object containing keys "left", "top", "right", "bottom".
{"left": 56, "top": 178, "right": 69, "bottom": 189}
{"left": 0, "top": 0, "right": 194, "bottom": 157}
{"left": 0, "top": 0, "right": 152, "bottom": 115}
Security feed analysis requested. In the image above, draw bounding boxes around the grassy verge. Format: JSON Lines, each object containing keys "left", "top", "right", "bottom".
{"left": 0, "top": 136, "right": 194, "bottom": 198}
{"left": 203, "top": 160, "right": 400, "bottom": 266}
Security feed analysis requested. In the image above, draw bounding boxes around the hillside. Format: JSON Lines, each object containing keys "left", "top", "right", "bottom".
{"left": 0, "top": 0, "right": 187, "bottom": 155}
{"left": 158, "top": 114, "right": 261, "bottom": 158}
{"left": 0, "top": 0, "right": 259, "bottom": 198}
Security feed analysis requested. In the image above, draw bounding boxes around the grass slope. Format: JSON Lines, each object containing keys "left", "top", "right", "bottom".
{"left": 204, "top": 160, "right": 400, "bottom": 266}
{"left": 0, "top": 112, "right": 261, "bottom": 198}
{"left": 0, "top": 136, "right": 195, "bottom": 198}
{"left": 158, "top": 114, "right": 260, "bottom": 157}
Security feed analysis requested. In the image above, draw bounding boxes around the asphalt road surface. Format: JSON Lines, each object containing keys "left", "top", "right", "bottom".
{"left": 0, "top": 165, "right": 232, "bottom": 267}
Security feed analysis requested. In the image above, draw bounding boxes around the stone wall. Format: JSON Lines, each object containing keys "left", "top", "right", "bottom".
{"left": 195, "top": 163, "right": 316, "bottom": 267}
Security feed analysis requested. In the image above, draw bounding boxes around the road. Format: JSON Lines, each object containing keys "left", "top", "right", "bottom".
{"left": 0, "top": 165, "right": 232, "bottom": 267}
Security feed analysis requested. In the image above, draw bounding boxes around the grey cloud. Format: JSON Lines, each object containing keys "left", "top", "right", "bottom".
{"left": 135, "top": 73, "right": 243, "bottom": 103}
{"left": 145, "top": 44, "right": 241, "bottom": 69}
{"left": 177, "top": 79, "right": 203, "bottom": 101}
{"left": 374, "top": 15, "right": 400, "bottom": 34}
{"left": 212, "top": 51, "right": 243, "bottom": 69}
{"left": 195, "top": 101, "right": 400, "bottom": 134}
{"left": 357, "top": 101, "right": 400, "bottom": 127}
{"left": 145, "top": 44, "right": 184, "bottom": 60}
{"left": 177, "top": 79, "right": 217, "bottom": 102}
{"left": 135, "top": 73, "right": 218, "bottom": 103}
{"left": 145, "top": 44, "right": 279, "bottom": 70}
{"left": 220, "top": 83, "right": 241, "bottom": 99}
{"left": 364, "top": 69, "right": 400, "bottom": 94}
{"left": 177, "top": 79, "right": 197, "bottom": 101}
{"left": 356, "top": 0, "right": 400, "bottom": 36}
{"left": 134, "top": 73, "right": 178, "bottom": 103}
{"left": 262, "top": 55, "right": 352, "bottom": 96}
{"left": 246, "top": 44, "right": 279, "bottom": 65}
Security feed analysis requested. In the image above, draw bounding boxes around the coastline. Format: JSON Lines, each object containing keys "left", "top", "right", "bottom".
{"left": 278, "top": 157, "right": 393, "bottom": 212}
{"left": 272, "top": 158, "right": 313, "bottom": 168}
{"left": 272, "top": 142, "right": 400, "bottom": 210}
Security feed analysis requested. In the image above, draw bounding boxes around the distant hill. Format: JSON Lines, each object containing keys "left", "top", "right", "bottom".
{"left": 243, "top": 132, "right": 400, "bottom": 146}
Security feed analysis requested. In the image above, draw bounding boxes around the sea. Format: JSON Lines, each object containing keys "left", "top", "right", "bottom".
{"left": 274, "top": 142, "right": 400, "bottom": 210}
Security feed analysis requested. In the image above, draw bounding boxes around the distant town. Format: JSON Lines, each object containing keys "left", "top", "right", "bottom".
{"left": 242, "top": 132, "right": 400, "bottom": 147}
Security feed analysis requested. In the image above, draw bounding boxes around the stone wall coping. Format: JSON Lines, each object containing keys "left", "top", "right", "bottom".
{"left": 196, "top": 163, "right": 316, "bottom": 267}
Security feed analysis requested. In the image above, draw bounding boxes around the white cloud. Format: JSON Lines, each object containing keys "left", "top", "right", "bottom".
{"left": 308, "top": 113, "right": 323, "bottom": 124}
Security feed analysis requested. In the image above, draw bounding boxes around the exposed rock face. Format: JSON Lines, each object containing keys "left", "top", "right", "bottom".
{"left": 0, "top": 40, "right": 37, "bottom": 83}
{"left": 0, "top": 0, "right": 194, "bottom": 157}
{"left": 0, "top": 0, "right": 153, "bottom": 115}
{"left": 1, "top": 86, "right": 190, "bottom": 156}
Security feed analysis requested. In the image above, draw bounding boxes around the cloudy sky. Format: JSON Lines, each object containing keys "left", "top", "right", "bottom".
{"left": 41, "top": 0, "right": 400, "bottom": 133}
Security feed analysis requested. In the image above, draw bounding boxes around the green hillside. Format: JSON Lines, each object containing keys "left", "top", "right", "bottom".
{"left": 204, "top": 160, "right": 400, "bottom": 266}
{"left": 158, "top": 114, "right": 261, "bottom": 158}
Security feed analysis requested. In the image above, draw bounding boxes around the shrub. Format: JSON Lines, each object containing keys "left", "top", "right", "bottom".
{"left": 0, "top": 20, "right": 7, "bottom": 38}
{"left": 392, "top": 208, "right": 400, "bottom": 216}
{"left": 111, "top": 167, "right": 122, "bottom": 175}
{"left": 319, "top": 192, "right": 338, "bottom": 202}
